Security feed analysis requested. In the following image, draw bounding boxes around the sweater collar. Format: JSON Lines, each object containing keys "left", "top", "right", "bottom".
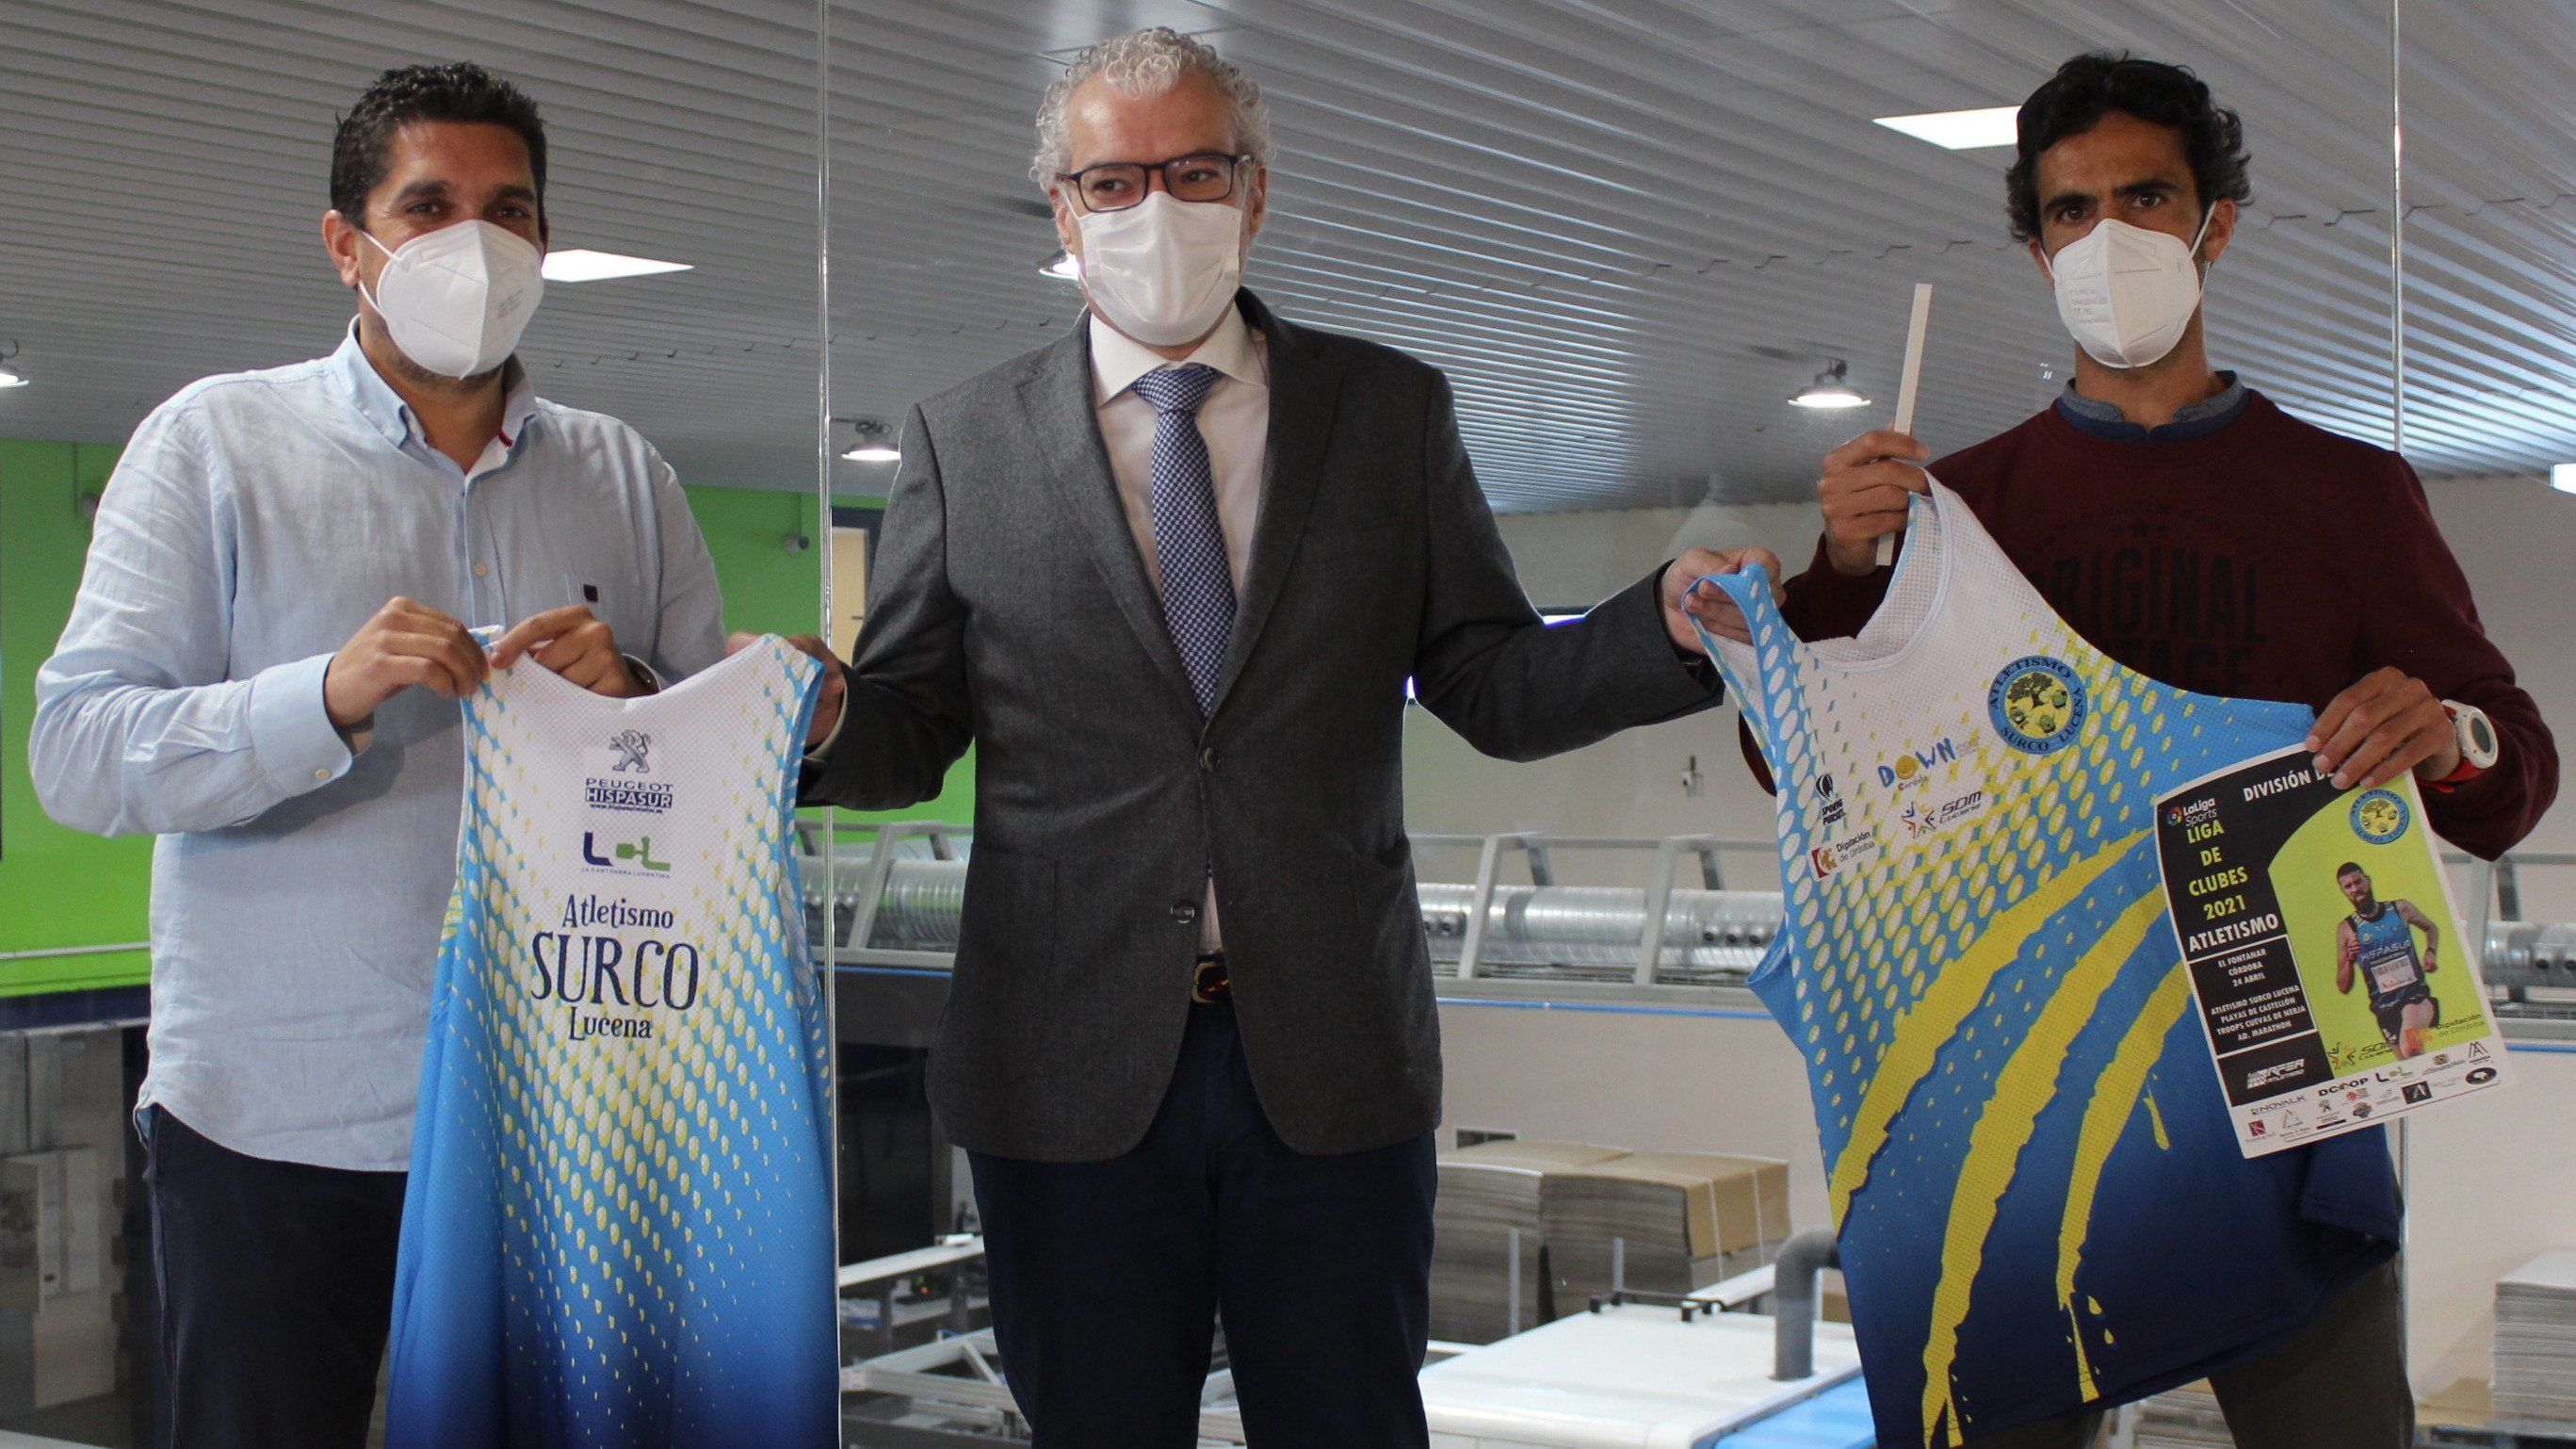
{"left": 2054, "top": 370, "right": 2247, "bottom": 443}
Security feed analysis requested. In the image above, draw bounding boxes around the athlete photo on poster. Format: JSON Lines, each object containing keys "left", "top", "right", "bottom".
{"left": 2154, "top": 744, "right": 2507, "bottom": 1157}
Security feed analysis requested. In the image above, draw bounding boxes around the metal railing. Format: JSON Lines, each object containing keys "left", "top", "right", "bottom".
{"left": 804, "top": 824, "right": 2576, "bottom": 1028}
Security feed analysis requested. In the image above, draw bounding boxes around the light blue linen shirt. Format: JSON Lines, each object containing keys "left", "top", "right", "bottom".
{"left": 31, "top": 325, "right": 726, "bottom": 1170}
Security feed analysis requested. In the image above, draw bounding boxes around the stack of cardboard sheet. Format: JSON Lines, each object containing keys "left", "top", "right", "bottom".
{"left": 2133, "top": 1380, "right": 2228, "bottom": 1447}
{"left": 1430, "top": 1141, "right": 1626, "bottom": 1344}
{"left": 2495, "top": 1249, "right": 2576, "bottom": 1431}
{"left": 1540, "top": 1152, "right": 1790, "bottom": 1311}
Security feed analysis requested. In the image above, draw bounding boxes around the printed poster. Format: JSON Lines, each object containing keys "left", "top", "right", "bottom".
{"left": 2153, "top": 745, "right": 2506, "bottom": 1157}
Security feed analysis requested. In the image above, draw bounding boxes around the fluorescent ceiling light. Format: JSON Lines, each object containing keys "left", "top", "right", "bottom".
{"left": 2552, "top": 463, "right": 2576, "bottom": 494}
{"left": 1039, "top": 250, "right": 1081, "bottom": 282}
{"left": 0, "top": 366, "right": 25, "bottom": 390}
{"left": 1790, "top": 361, "right": 1871, "bottom": 411}
{"left": 542, "top": 249, "right": 693, "bottom": 283}
{"left": 840, "top": 420, "right": 899, "bottom": 463}
{"left": 1873, "top": 106, "right": 2021, "bottom": 151}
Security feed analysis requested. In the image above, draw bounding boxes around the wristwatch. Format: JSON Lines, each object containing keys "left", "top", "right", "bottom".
{"left": 2432, "top": 699, "right": 2500, "bottom": 790}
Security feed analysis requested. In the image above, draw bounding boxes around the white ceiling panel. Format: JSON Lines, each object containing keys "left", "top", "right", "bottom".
{"left": 3, "top": 0, "right": 2569, "bottom": 508}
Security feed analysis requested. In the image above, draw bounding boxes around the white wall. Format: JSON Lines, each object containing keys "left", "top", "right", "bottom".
{"left": 1417, "top": 476, "right": 2574, "bottom": 864}
{"left": 2414, "top": 476, "right": 2576, "bottom": 917}
{"left": 1401, "top": 502, "right": 1810, "bottom": 879}
{"left": 1417, "top": 477, "right": 2576, "bottom": 1396}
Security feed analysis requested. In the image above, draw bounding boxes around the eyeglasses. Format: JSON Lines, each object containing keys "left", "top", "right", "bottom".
{"left": 1057, "top": 153, "right": 1253, "bottom": 213}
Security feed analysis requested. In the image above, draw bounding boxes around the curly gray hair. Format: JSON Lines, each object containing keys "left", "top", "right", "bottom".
{"left": 1030, "top": 27, "right": 1272, "bottom": 187}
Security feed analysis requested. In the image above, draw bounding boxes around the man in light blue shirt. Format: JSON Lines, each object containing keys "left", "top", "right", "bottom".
{"left": 30, "top": 62, "right": 723, "bottom": 1448}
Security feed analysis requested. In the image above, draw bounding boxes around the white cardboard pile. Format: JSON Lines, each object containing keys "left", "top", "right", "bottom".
{"left": 1540, "top": 1152, "right": 1790, "bottom": 1311}
{"left": 2495, "top": 1249, "right": 2576, "bottom": 1430}
{"left": 1430, "top": 1141, "right": 1625, "bottom": 1344}
{"left": 2132, "top": 1379, "right": 2229, "bottom": 1448}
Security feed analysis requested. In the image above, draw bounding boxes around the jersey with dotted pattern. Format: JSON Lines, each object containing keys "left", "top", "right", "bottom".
{"left": 1702, "top": 481, "right": 2393, "bottom": 1448}
{"left": 385, "top": 635, "right": 834, "bottom": 1449}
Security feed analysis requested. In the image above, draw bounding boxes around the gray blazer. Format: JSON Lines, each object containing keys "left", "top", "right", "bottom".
{"left": 808, "top": 292, "right": 1723, "bottom": 1162}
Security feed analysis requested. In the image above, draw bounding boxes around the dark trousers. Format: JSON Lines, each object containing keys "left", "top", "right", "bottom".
{"left": 968, "top": 1000, "right": 1437, "bottom": 1448}
{"left": 1963, "top": 1258, "right": 2415, "bottom": 1449}
{"left": 142, "top": 1106, "right": 407, "bottom": 1449}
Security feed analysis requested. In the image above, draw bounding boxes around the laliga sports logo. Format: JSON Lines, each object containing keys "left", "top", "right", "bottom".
{"left": 2166, "top": 796, "right": 2220, "bottom": 829}
{"left": 1989, "top": 656, "right": 2087, "bottom": 755}
{"left": 609, "top": 729, "right": 653, "bottom": 773}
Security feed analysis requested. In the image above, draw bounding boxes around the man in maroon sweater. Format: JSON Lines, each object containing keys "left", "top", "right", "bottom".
{"left": 1767, "top": 54, "right": 2556, "bottom": 1449}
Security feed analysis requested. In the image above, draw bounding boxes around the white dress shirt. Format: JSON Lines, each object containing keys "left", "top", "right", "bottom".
{"left": 1090, "top": 308, "right": 1270, "bottom": 953}
{"left": 31, "top": 325, "right": 724, "bottom": 1169}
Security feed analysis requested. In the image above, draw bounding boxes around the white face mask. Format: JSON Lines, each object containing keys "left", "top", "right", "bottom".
{"left": 358, "top": 220, "right": 545, "bottom": 379}
{"left": 2045, "top": 209, "right": 2215, "bottom": 370}
{"left": 1075, "top": 192, "right": 1244, "bottom": 348}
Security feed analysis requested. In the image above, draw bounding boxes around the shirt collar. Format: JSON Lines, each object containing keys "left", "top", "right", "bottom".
{"left": 2054, "top": 369, "right": 2247, "bottom": 443}
{"left": 1089, "top": 303, "right": 1267, "bottom": 408}
{"left": 327, "top": 318, "right": 541, "bottom": 452}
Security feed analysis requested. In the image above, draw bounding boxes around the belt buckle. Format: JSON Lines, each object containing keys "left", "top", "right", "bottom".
{"left": 1191, "top": 955, "right": 1230, "bottom": 1003}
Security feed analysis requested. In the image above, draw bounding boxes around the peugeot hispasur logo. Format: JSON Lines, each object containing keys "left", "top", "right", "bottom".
{"left": 609, "top": 729, "right": 653, "bottom": 773}
{"left": 586, "top": 729, "right": 672, "bottom": 815}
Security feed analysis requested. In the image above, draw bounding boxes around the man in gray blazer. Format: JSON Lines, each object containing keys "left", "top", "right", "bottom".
{"left": 791, "top": 26, "right": 1771, "bottom": 1449}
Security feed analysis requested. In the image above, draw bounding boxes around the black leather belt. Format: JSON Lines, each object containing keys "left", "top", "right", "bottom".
{"left": 1191, "top": 952, "right": 1230, "bottom": 1003}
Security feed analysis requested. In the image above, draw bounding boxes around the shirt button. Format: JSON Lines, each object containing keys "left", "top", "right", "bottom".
{"left": 1170, "top": 902, "right": 1199, "bottom": 925}
{"left": 473, "top": 562, "right": 489, "bottom": 578}
{"left": 313, "top": 768, "right": 331, "bottom": 782}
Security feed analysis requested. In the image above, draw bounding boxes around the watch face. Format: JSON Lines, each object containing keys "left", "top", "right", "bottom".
{"left": 2471, "top": 715, "right": 2497, "bottom": 755}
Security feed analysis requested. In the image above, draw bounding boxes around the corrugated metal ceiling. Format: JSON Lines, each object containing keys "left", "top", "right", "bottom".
{"left": 2, "top": 0, "right": 2568, "bottom": 508}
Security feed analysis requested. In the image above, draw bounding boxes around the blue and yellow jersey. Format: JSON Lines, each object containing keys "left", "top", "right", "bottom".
{"left": 385, "top": 636, "right": 835, "bottom": 1449}
{"left": 2349, "top": 904, "right": 2430, "bottom": 1011}
{"left": 1701, "top": 483, "right": 2396, "bottom": 1447}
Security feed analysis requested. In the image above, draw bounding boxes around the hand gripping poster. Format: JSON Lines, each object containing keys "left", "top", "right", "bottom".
{"left": 2153, "top": 745, "right": 2507, "bottom": 1157}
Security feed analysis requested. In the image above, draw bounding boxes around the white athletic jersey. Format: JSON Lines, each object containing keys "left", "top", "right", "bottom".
{"left": 386, "top": 636, "right": 834, "bottom": 1449}
{"left": 1699, "top": 481, "right": 2394, "bottom": 1447}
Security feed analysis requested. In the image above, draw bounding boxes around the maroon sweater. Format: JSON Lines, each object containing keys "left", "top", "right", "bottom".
{"left": 1761, "top": 391, "right": 2556, "bottom": 860}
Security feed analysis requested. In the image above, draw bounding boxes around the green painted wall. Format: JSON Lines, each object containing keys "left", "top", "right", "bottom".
{"left": 0, "top": 439, "right": 152, "bottom": 994}
{"left": 0, "top": 441, "right": 966, "bottom": 996}
{"left": 687, "top": 482, "right": 979, "bottom": 835}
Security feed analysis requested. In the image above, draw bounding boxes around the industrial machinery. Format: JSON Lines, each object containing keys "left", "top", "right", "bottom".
{"left": 802, "top": 824, "right": 2576, "bottom": 1018}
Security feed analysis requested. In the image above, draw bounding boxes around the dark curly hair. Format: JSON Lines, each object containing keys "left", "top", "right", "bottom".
{"left": 331, "top": 62, "right": 546, "bottom": 228}
{"left": 2005, "top": 53, "right": 2250, "bottom": 242}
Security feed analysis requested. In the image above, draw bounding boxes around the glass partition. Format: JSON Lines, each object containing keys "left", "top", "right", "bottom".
{"left": 815, "top": 0, "right": 997, "bottom": 1335}
{"left": 2391, "top": 0, "right": 2576, "bottom": 1426}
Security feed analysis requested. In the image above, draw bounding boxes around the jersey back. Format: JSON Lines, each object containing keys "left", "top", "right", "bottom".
{"left": 385, "top": 636, "right": 834, "bottom": 1449}
{"left": 1703, "top": 482, "right": 2394, "bottom": 1447}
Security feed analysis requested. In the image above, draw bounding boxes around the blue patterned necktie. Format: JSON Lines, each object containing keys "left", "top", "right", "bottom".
{"left": 1132, "top": 363, "right": 1235, "bottom": 716}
